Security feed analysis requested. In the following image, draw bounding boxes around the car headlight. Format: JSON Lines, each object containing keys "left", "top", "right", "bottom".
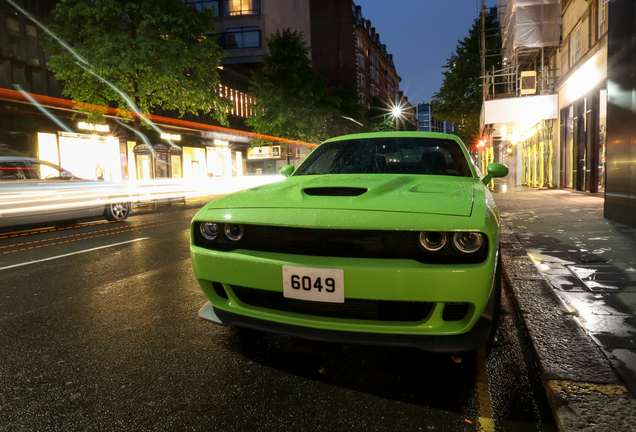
{"left": 224, "top": 224, "right": 244, "bottom": 242}
{"left": 452, "top": 232, "right": 484, "bottom": 254}
{"left": 418, "top": 231, "right": 447, "bottom": 252}
{"left": 199, "top": 222, "right": 220, "bottom": 241}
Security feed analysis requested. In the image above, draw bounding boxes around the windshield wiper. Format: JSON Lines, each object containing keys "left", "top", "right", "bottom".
{"left": 296, "top": 172, "right": 324, "bottom": 176}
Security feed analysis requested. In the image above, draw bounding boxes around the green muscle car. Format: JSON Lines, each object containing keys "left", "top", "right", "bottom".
{"left": 190, "top": 132, "right": 508, "bottom": 352}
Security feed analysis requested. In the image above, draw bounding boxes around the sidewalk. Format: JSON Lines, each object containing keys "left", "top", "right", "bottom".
{"left": 493, "top": 185, "right": 636, "bottom": 431}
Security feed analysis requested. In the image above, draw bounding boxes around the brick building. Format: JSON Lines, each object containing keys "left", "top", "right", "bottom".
{"left": 309, "top": 0, "right": 400, "bottom": 106}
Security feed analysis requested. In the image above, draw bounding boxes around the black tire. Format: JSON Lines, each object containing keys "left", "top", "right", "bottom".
{"left": 104, "top": 200, "right": 132, "bottom": 221}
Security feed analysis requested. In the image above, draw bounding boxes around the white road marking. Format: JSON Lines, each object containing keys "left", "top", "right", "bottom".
{"left": 0, "top": 238, "right": 148, "bottom": 271}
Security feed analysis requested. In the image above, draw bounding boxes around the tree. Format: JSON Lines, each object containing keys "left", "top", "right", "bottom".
{"left": 41, "top": 0, "right": 230, "bottom": 140}
{"left": 246, "top": 28, "right": 336, "bottom": 143}
{"left": 430, "top": 15, "right": 501, "bottom": 144}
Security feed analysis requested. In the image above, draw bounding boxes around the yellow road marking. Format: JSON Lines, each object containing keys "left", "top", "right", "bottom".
{"left": 476, "top": 346, "right": 495, "bottom": 431}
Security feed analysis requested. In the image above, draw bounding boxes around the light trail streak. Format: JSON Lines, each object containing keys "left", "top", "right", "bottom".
{"left": 0, "top": 176, "right": 284, "bottom": 218}
{"left": 6, "top": 0, "right": 178, "bottom": 153}
{"left": 13, "top": 84, "right": 74, "bottom": 132}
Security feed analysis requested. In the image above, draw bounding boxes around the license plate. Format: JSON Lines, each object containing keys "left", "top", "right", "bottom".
{"left": 282, "top": 265, "right": 344, "bottom": 303}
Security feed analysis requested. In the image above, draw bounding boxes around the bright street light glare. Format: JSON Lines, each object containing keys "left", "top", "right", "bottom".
{"left": 391, "top": 106, "right": 402, "bottom": 117}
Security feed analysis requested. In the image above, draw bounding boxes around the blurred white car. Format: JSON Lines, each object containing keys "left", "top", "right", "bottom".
{"left": 0, "top": 156, "right": 133, "bottom": 230}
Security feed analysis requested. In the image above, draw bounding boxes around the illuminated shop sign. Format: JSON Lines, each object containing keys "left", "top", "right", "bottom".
{"left": 78, "top": 121, "right": 109, "bottom": 132}
{"left": 214, "top": 139, "right": 229, "bottom": 147}
{"left": 161, "top": 133, "right": 181, "bottom": 141}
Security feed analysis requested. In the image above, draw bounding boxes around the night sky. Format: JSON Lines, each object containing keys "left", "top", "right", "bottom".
{"left": 356, "top": 0, "right": 482, "bottom": 104}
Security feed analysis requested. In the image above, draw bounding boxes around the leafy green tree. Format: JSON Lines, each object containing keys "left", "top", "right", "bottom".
{"left": 41, "top": 0, "right": 230, "bottom": 138}
{"left": 430, "top": 15, "right": 501, "bottom": 144}
{"left": 246, "top": 28, "right": 336, "bottom": 143}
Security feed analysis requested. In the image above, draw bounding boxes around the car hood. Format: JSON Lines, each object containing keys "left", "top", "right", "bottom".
{"left": 209, "top": 174, "right": 476, "bottom": 217}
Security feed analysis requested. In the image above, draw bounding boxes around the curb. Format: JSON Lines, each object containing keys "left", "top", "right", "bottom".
{"left": 499, "top": 222, "right": 636, "bottom": 432}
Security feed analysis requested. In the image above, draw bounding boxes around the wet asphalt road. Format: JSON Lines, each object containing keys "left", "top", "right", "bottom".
{"left": 0, "top": 202, "right": 557, "bottom": 431}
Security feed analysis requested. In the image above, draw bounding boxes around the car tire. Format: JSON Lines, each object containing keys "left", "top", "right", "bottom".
{"left": 104, "top": 200, "right": 132, "bottom": 221}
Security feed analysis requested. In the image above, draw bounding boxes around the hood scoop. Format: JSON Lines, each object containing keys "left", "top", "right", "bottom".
{"left": 303, "top": 187, "right": 368, "bottom": 197}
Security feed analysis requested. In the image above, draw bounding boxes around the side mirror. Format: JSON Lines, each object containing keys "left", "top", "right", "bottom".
{"left": 279, "top": 164, "right": 295, "bottom": 177}
{"left": 61, "top": 171, "right": 70, "bottom": 179}
{"left": 482, "top": 163, "right": 508, "bottom": 185}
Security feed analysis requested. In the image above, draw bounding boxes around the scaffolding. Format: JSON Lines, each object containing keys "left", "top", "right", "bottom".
{"left": 483, "top": 0, "right": 561, "bottom": 99}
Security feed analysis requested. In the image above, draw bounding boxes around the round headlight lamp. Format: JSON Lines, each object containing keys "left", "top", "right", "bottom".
{"left": 418, "top": 231, "right": 447, "bottom": 252}
{"left": 452, "top": 232, "right": 484, "bottom": 254}
{"left": 224, "top": 224, "right": 244, "bottom": 242}
{"left": 199, "top": 222, "right": 220, "bottom": 241}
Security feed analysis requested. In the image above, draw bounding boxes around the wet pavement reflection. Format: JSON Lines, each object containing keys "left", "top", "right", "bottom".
{"left": 493, "top": 181, "right": 636, "bottom": 396}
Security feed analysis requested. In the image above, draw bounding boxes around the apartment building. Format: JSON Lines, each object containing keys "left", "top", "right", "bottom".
{"left": 309, "top": 0, "right": 400, "bottom": 107}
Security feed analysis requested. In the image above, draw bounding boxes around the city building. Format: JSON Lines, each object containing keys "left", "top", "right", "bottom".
{"left": 309, "top": 0, "right": 400, "bottom": 107}
{"left": 0, "top": 0, "right": 311, "bottom": 184}
{"left": 186, "top": 0, "right": 312, "bottom": 174}
{"left": 605, "top": 0, "right": 636, "bottom": 227}
{"left": 480, "top": 1, "right": 633, "bottom": 228}
{"left": 413, "top": 103, "right": 456, "bottom": 134}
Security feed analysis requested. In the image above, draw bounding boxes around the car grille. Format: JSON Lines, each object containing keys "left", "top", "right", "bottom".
{"left": 442, "top": 302, "right": 470, "bottom": 321}
{"left": 194, "top": 225, "right": 489, "bottom": 264}
{"left": 229, "top": 285, "right": 433, "bottom": 322}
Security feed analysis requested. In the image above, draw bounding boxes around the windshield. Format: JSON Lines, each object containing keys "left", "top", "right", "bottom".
{"left": 294, "top": 137, "right": 473, "bottom": 177}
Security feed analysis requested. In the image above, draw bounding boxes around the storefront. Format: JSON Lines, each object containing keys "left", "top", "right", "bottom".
{"left": 0, "top": 89, "right": 314, "bottom": 184}
{"left": 131, "top": 143, "right": 183, "bottom": 180}
{"left": 36, "top": 121, "right": 127, "bottom": 181}
{"left": 557, "top": 49, "right": 607, "bottom": 193}
{"left": 559, "top": 88, "right": 606, "bottom": 192}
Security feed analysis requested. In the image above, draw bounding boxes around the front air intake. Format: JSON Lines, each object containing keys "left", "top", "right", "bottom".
{"left": 303, "top": 187, "right": 368, "bottom": 197}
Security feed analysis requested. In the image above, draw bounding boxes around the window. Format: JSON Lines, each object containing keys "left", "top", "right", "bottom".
{"left": 370, "top": 68, "right": 380, "bottom": 82}
{"left": 225, "top": 27, "right": 261, "bottom": 49}
{"left": 7, "top": 17, "right": 22, "bottom": 60}
{"left": 185, "top": 0, "right": 220, "bottom": 16}
{"left": 598, "top": 0, "right": 607, "bottom": 37}
{"left": 224, "top": 0, "right": 260, "bottom": 16}
{"left": 358, "top": 54, "right": 365, "bottom": 67}
{"left": 570, "top": 24, "right": 582, "bottom": 68}
{"left": 358, "top": 74, "right": 365, "bottom": 88}
{"left": 359, "top": 93, "right": 366, "bottom": 104}
{"left": 26, "top": 25, "right": 39, "bottom": 65}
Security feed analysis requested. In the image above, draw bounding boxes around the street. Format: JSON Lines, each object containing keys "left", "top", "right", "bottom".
{"left": 0, "top": 200, "right": 556, "bottom": 431}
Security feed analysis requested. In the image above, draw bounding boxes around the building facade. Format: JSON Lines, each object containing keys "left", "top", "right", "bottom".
{"left": 309, "top": 0, "right": 400, "bottom": 107}
{"left": 0, "top": 0, "right": 311, "bottom": 183}
{"left": 414, "top": 103, "right": 456, "bottom": 134}
{"left": 605, "top": 0, "right": 636, "bottom": 227}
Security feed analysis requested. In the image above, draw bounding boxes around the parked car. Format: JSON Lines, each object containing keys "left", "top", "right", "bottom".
{"left": 0, "top": 156, "right": 133, "bottom": 230}
{"left": 189, "top": 132, "right": 508, "bottom": 352}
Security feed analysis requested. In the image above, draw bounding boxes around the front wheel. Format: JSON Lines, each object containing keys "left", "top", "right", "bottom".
{"left": 104, "top": 200, "right": 132, "bottom": 221}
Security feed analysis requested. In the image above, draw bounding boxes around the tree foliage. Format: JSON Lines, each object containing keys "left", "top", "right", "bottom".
{"left": 430, "top": 15, "right": 501, "bottom": 144}
{"left": 41, "top": 0, "right": 229, "bottom": 127}
{"left": 245, "top": 28, "right": 337, "bottom": 143}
